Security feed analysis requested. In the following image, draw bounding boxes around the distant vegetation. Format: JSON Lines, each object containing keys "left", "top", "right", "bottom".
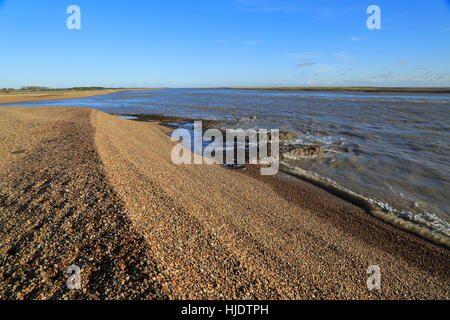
{"left": 20, "top": 86, "right": 52, "bottom": 91}
{"left": 22, "top": 86, "right": 111, "bottom": 91}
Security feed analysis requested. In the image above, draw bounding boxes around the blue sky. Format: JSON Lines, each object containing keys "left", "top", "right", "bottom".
{"left": 0, "top": 0, "right": 449, "bottom": 88}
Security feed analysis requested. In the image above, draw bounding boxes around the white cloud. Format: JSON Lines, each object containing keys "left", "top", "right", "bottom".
{"left": 350, "top": 37, "right": 362, "bottom": 41}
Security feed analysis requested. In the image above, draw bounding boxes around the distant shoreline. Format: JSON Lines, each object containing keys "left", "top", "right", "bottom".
{"left": 224, "top": 86, "right": 450, "bottom": 94}
{"left": 2, "top": 87, "right": 449, "bottom": 104}
{"left": 0, "top": 88, "right": 159, "bottom": 104}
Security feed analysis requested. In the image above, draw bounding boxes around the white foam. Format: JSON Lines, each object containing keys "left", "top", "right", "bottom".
{"left": 280, "top": 161, "right": 450, "bottom": 238}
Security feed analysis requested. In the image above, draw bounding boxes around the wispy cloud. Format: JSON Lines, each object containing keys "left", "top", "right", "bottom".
{"left": 350, "top": 37, "right": 363, "bottom": 41}
{"left": 241, "top": 40, "right": 263, "bottom": 45}
{"left": 315, "top": 64, "right": 336, "bottom": 72}
{"left": 236, "top": 0, "right": 357, "bottom": 19}
{"left": 399, "top": 60, "right": 409, "bottom": 65}
{"left": 237, "top": 0, "right": 301, "bottom": 13}
{"left": 334, "top": 52, "right": 352, "bottom": 60}
{"left": 285, "top": 52, "right": 320, "bottom": 59}
{"left": 295, "top": 62, "right": 315, "bottom": 68}
{"left": 297, "top": 63, "right": 335, "bottom": 73}
{"left": 315, "top": 6, "right": 359, "bottom": 21}
{"left": 298, "top": 71, "right": 450, "bottom": 86}
{"left": 357, "top": 71, "right": 450, "bottom": 85}
{"left": 366, "top": 72, "right": 395, "bottom": 80}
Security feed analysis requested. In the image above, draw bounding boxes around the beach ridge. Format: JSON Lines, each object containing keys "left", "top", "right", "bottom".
{"left": 0, "top": 107, "right": 449, "bottom": 299}
{"left": 0, "top": 88, "right": 157, "bottom": 105}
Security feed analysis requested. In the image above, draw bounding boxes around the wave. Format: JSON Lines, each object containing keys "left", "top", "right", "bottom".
{"left": 279, "top": 161, "right": 450, "bottom": 249}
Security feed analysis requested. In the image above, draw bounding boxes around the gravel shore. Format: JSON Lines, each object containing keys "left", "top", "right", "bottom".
{"left": 0, "top": 107, "right": 448, "bottom": 299}
{"left": 0, "top": 89, "right": 153, "bottom": 105}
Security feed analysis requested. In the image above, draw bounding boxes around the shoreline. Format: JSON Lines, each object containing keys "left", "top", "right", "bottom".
{"left": 0, "top": 88, "right": 158, "bottom": 104}
{"left": 2, "top": 92, "right": 448, "bottom": 250}
{"left": 279, "top": 165, "right": 450, "bottom": 249}
{"left": 1, "top": 107, "right": 448, "bottom": 299}
{"left": 117, "top": 113, "right": 450, "bottom": 250}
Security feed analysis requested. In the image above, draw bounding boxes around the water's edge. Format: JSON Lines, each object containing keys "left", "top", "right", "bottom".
{"left": 122, "top": 113, "right": 450, "bottom": 250}
{"left": 279, "top": 164, "right": 450, "bottom": 250}
{"left": 2, "top": 87, "right": 449, "bottom": 250}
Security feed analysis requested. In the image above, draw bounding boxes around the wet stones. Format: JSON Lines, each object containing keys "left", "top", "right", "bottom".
{"left": 282, "top": 145, "right": 324, "bottom": 158}
{"left": 279, "top": 132, "right": 296, "bottom": 141}
{"left": 223, "top": 164, "right": 247, "bottom": 171}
